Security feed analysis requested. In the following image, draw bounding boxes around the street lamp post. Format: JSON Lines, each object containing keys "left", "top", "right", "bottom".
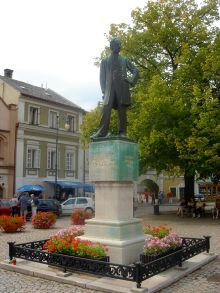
{"left": 54, "top": 115, "right": 70, "bottom": 199}
{"left": 54, "top": 115, "right": 59, "bottom": 199}
{"left": 83, "top": 149, "right": 86, "bottom": 196}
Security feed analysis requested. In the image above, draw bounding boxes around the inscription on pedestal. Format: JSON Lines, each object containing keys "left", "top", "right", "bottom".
{"left": 89, "top": 139, "right": 138, "bottom": 182}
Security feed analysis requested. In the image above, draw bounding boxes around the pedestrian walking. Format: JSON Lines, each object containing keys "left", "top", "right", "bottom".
{"left": 151, "top": 192, "right": 156, "bottom": 205}
{"left": 30, "top": 194, "right": 39, "bottom": 217}
{"left": 158, "top": 191, "right": 164, "bottom": 204}
{"left": 144, "top": 191, "right": 149, "bottom": 204}
{"left": 10, "top": 197, "right": 19, "bottom": 217}
{"left": 19, "top": 192, "right": 29, "bottom": 220}
{"left": 167, "top": 191, "right": 173, "bottom": 204}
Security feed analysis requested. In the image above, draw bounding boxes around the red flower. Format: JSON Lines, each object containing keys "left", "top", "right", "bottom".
{"left": 0, "top": 216, "right": 25, "bottom": 233}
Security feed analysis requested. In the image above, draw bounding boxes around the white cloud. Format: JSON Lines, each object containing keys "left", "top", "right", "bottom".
{"left": 0, "top": 0, "right": 147, "bottom": 110}
{"left": 1, "top": 0, "right": 218, "bottom": 110}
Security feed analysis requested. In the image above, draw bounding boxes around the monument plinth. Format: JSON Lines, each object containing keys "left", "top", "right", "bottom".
{"left": 80, "top": 138, "right": 145, "bottom": 265}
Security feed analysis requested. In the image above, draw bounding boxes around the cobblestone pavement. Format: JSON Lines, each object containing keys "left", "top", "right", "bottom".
{"left": 0, "top": 207, "right": 220, "bottom": 293}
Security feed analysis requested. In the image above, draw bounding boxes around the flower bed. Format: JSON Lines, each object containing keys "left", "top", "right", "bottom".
{"left": 143, "top": 224, "right": 170, "bottom": 238}
{"left": 140, "top": 246, "right": 182, "bottom": 263}
{"left": 52, "top": 225, "right": 84, "bottom": 238}
{"left": 70, "top": 209, "right": 93, "bottom": 225}
{"left": 31, "top": 212, "right": 57, "bottom": 229}
{"left": 141, "top": 233, "right": 182, "bottom": 263}
{"left": 43, "top": 229, "right": 108, "bottom": 259}
{"left": 142, "top": 225, "right": 182, "bottom": 263}
{"left": 8, "top": 236, "right": 210, "bottom": 289}
{"left": 0, "top": 215, "right": 25, "bottom": 233}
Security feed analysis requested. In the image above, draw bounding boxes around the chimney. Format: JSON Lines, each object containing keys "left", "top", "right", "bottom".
{"left": 4, "top": 68, "right": 13, "bottom": 78}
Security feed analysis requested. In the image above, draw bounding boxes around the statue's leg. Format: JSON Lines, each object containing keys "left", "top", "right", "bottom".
{"left": 98, "top": 103, "right": 112, "bottom": 136}
{"left": 118, "top": 104, "right": 127, "bottom": 136}
{"left": 91, "top": 91, "right": 114, "bottom": 139}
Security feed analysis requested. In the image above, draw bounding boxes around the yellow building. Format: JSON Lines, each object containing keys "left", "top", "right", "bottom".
{"left": 138, "top": 170, "right": 185, "bottom": 200}
{"left": 0, "top": 69, "right": 90, "bottom": 199}
{"left": 0, "top": 96, "right": 17, "bottom": 197}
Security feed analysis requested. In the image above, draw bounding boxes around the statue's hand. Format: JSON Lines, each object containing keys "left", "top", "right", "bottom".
{"left": 125, "top": 78, "right": 134, "bottom": 86}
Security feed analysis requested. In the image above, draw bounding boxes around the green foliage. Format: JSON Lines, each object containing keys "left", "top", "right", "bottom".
{"left": 80, "top": 103, "right": 120, "bottom": 147}
{"left": 80, "top": 105, "right": 101, "bottom": 148}
{"left": 82, "top": 0, "right": 220, "bottom": 193}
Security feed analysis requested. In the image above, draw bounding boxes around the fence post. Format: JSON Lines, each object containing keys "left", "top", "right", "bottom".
{"left": 134, "top": 262, "right": 143, "bottom": 288}
{"left": 203, "top": 236, "right": 211, "bottom": 253}
{"left": 8, "top": 242, "right": 16, "bottom": 261}
{"left": 154, "top": 204, "right": 160, "bottom": 215}
{"left": 178, "top": 249, "right": 183, "bottom": 267}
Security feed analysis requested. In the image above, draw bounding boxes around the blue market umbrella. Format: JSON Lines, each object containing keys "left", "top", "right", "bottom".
{"left": 17, "top": 185, "right": 44, "bottom": 192}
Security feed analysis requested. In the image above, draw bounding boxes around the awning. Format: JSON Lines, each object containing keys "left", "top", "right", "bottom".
{"left": 82, "top": 183, "right": 95, "bottom": 193}
{"left": 17, "top": 184, "right": 45, "bottom": 192}
{"left": 44, "top": 180, "right": 94, "bottom": 192}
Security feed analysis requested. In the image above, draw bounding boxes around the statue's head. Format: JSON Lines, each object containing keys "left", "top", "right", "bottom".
{"left": 110, "top": 37, "right": 121, "bottom": 53}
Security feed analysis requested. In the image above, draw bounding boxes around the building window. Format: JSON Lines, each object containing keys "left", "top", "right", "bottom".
{"left": 29, "top": 106, "right": 39, "bottom": 125}
{"left": 0, "top": 139, "right": 4, "bottom": 159}
{"left": 27, "top": 148, "right": 40, "bottom": 168}
{"left": 49, "top": 111, "right": 58, "bottom": 129}
{"left": 66, "top": 152, "right": 75, "bottom": 171}
{"left": 67, "top": 116, "right": 75, "bottom": 132}
{"left": 47, "top": 149, "right": 59, "bottom": 170}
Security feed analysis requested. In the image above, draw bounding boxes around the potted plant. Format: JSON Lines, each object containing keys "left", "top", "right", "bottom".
{"left": 70, "top": 209, "right": 93, "bottom": 225}
{"left": 0, "top": 215, "right": 25, "bottom": 233}
{"left": 31, "top": 212, "right": 57, "bottom": 229}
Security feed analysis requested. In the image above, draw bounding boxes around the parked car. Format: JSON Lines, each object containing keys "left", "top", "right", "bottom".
{"left": 0, "top": 199, "right": 12, "bottom": 216}
{"left": 194, "top": 194, "right": 206, "bottom": 201}
{"left": 61, "top": 197, "right": 95, "bottom": 215}
{"left": 37, "top": 199, "right": 62, "bottom": 216}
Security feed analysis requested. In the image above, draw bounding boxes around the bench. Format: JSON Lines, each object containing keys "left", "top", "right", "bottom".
{"left": 204, "top": 202, "right": 215, "bottom": 214}
{"left": 153, "top": 202, "right": 215, "bottom": 217}
{"left": 153, "top": 203, "right": 179, "bottom": 215}
{"left": 183, "top": 202, "right": 215, "bottom": 217}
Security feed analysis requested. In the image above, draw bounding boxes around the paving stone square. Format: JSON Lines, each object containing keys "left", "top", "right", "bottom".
{"left": 0, "top": 205, "right": 219, "bottom": 293}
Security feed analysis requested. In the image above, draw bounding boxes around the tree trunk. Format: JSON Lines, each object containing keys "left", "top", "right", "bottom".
{"left": 184, "top": 171, "right": 195, "bottom": 202}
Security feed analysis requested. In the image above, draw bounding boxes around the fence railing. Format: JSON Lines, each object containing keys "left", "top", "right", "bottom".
{"left": 8, "top": 236, "right": 210, "bottom": 288}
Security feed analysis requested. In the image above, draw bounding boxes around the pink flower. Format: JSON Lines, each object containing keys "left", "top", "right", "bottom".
{"left": 143, "top": 232, "right": 182, "bottom": 255}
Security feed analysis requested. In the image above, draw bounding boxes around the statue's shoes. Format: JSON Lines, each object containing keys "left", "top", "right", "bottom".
{"left": 118, "top": 133, "right": 127, "bottom": 138}
{"left": 90, "top": 131, "right": 105, "bottom": 139}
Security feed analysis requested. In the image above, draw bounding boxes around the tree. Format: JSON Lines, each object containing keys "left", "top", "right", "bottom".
{"left": 80, "top": 102, "right": 118, "bottom": 147}
{"left": 80, "top": 105, "right": 101, "bottom": 148}
{"left": 81, "top": 0, "right": 220, "bottom": 201}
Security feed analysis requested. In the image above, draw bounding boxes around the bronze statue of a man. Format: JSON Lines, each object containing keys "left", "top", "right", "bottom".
{"left": 92, "top": 37, "right": 138, "bottom": 139}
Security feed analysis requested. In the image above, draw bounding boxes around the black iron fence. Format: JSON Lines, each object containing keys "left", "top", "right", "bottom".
{"left": 8, "top": 236, "right": 210, "bottom": 288}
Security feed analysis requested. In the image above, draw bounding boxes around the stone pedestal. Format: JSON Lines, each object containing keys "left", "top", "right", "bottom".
{"left": 81, "top": 138, "right": 145, "bottom": 264}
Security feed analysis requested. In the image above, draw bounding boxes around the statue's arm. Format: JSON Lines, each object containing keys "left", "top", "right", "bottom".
{"left": 100, "top": 59, "right": 106, "bottom": 96}
{"left": 126, "top": 58, "right": 139, "bottom": 87}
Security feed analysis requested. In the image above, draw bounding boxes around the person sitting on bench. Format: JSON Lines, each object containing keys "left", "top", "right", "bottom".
{"left": 177, "top": 199, "right": 187, "bottom": 217}
{"left": 212, "top": 198, "right": 220, "bottom": 219}
{"left": 193, "top": 199, "right": 205, "bottom": 218}
{"left": 186, "top": 198, "right": 194, "bottom": 216}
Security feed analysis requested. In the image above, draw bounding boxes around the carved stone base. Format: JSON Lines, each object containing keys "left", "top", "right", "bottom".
{"left": 80, "top": 218, "right": 145, "bottom": 265}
